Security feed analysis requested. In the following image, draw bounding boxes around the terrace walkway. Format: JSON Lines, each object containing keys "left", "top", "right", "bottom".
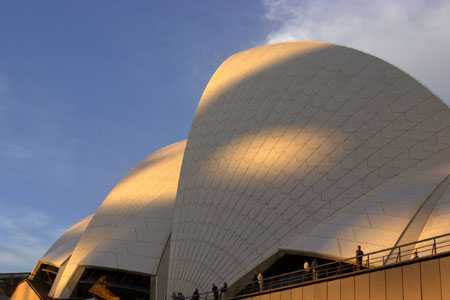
{"left": 186, "top": 233, "right": 450, "bottom": 300}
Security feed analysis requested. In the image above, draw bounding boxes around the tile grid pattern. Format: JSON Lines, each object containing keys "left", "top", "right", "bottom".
{"left": 50, "top": 141, "right": 186, "bottom": 298}
{"left": 38, "top": 214, "right": 92, "bottom": 268}
{"left": 419, "top": 177, "right": 450, "bottom": 240}
{"left": 168, "top": 42, "right": 450, "bottom": 294}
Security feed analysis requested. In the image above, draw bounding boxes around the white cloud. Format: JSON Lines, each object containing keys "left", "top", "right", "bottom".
{"left": 263, "top": 0, "right": 450, "bottom": 105}
{"left": 0, "top": 205, "right": 64, "bottom": 272}
{"left": 0, "top": 75, "right": 78, "bottom": 273}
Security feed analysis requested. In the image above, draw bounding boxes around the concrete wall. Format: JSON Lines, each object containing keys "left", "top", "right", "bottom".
{"left": 239, "top": 256, "right": 450, "bottom": 300}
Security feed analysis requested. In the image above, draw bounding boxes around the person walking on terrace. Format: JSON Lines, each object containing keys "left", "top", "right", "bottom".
{"left": 303, "top": 260, "right": 311, "bottom": 281}
{"left": 412, "top": 249, "right": 419, "bottom": 260}
{"left": 356, "top": 245, "right": 364, "bottom": 270}
{"left": 192, "top": 289, "right": 200, "bottom": 300}
{"left": 257, "top": 272, "right": 264, "bottom": 292}
{"left": 212, "top": 284, "right": 219, "bottom": 300}
{"left": 220, "top": 282, "right": 228, "bottom": 299}
{"left": 311, "top": 258, "right": 318, "bottom": 280}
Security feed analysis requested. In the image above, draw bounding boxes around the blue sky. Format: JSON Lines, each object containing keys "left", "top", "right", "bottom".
{"left": 1, "top": 0, "right": 449, "bottom": 272}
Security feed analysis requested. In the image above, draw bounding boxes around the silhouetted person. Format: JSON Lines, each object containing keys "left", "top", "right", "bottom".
{"left": 337, "top": 261, "right": 343, "bottom": 275}
{"left": 413, "top": 249, "right": 419, "bottom": 260}
{"left": 303, "top": 260, "right": 311, "bottom": 281}
{"left": 178, "top": 292, "right": 185, "bottom": 300}
{"left": 356, "top": 245, "right": 364, "bottom": 269}
{"left": 212, "top": 284, "right": 219, "bottom": 300}
{"left": 257, "top": 272, "right": 264, "bottom": 292}
{"left": 192, "top": 289, "right": 200, "bottom": 300}
{"left": 311, "top": 258, "right": 318, "bottom": 280}
{"left": 220, "top": 282, "right": 228, "bottom": 299}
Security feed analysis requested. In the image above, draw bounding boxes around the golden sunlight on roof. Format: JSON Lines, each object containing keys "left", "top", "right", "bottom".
{"left": 49, "top": 141, "right": 186, "bottom": 298}
{"left": 196, "top": 41, "right": 332, "bottom": 115}
{"left": 200, "top": 126, "right": 344, "bottom": 181}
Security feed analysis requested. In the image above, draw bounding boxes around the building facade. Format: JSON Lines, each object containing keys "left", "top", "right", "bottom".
{"left": 15, "top": 41, "right": 450, "bottom": 299}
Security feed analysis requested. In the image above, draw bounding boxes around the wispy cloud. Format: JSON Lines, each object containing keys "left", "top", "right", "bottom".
{"left": 0, "top": 73, "right": 34, "bottom": 163}
{"left": 0, "top": 72, "right": 80, "bottom": 178}
{"left": 0, "top": 74, "right": 7, "bottom": 95}
{"left": 0, "top": 74, "right": 72, "bottom": 272}
{"left": 0, "top": 205, "right": 64, "bottom": 272}
{"left": 0, "top": 72, "right": 8, "bottom": 120}
{"left": 262, "top": 0, "right": 450, "bottom": 105}
{"left": 0, "top": 73, "right": 79, "bottom": 273}
{"left": 0, "top": 143, "right": 33, "bottom": 160}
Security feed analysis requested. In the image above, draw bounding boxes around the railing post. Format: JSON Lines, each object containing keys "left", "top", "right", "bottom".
{"left": 433, "top": 238, "right": 437, "bottom": 255}
{"left": 366, "top": 254, "right": 370, "bottom": 268}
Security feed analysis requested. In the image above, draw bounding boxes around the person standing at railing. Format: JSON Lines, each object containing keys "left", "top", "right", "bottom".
{"left": 356, "top": 245, "right": 364, "bottom": 270}
{"left": 212, "top": 284, "right": 219, "bottom": 300}
{"left": 257, "top": 272, "right": 264, "bottom": 292}
{"left": 192, "top": 289, "right": 200, "bottom": 300}
{"left": 412, "top": 249, "right": 419, "bottom": 260}
{"left": 220, "top": 282, "right": 227, "bottom": 299}
{"left": 311, "top": 258, "right": 318, "bottom": 280}
{"left": 303, "top": 260, "right": 311, "bottom": 281}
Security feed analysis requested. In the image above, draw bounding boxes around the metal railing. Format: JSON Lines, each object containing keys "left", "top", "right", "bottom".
{"left": 177, "top": 233, "right": 450, "bottom": 300}
{"left": 0, "top": 272, "right": 30, "bottom": 279}
{"left": 235, "top": 233, "right": 450, "bottom": 297}
{"left": 173, "top": 290, "right": 222, "bottom": 300}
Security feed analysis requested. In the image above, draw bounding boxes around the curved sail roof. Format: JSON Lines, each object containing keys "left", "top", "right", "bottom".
{"left": 39, "top": 214, "right": 93, "bottom": 268}
{"left": 38, "top": 41, "right": 450, "bottom": 299}
{"left": 168, "top": 41, "right": 450, "bottom": 294}
{"left": 50, "top": 140, "right": 186, "bottom": 298}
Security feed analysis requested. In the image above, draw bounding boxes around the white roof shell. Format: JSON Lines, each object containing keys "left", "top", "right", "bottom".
{"left": 35, "top": 214, "right": 92, "bottom": 269}
{"left": 50, "top": 141, "right": 186, "bottom": 298}
{"left": 168, "top": 41, "right": 450, "bottom": 294}
{"left": 40, "top": 41, "right": 450, "bottom": 299}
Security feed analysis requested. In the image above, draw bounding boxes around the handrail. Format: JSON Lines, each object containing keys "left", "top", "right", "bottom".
{"left": 176, "top": 232, "right": 450, "bottom": 300}
{"left": 235, "top": 233, "right": 450, "bottom": 298}
{"left": 0, "top": 272, "right": 30, "bottom": 277}
{"left": 250, "top": 233, "right": 450, "bottom": 284}
{"left": 0, "top": 273, "right": 30, "bottom": 281}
